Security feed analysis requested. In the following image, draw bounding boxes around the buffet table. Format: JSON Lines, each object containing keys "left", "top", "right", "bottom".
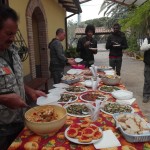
{"left": 8, "top": 71, "right": 150, "bottom": 150}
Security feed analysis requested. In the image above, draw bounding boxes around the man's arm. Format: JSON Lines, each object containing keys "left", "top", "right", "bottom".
{"left": 106, "top": 36, "right": 112, "bottom": 49}
{"left": 91, "top": 40, "right": 97, "bottom": 54}
{"left": 76, "top": 38, "right": 83, "bottom": 53}
{"left": 54, "top": 41, "right": 68, "bottom": 63}
{"left": 25, "top": 85, "right": 46, "bottom": 101}
{"left": 0, "top": 93, "right": 27, "bottom": 109}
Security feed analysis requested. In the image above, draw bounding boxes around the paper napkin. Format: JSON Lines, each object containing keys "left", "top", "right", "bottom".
{"left": 94, "top": 130, "right": 121, "bottom": 149}
{"left": 116, "top": 98, "right": 136, "bottom": 105}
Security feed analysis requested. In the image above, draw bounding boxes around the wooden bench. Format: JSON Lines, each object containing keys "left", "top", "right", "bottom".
{"left": 26, "top": 78, "right": 49, "bottom": 93}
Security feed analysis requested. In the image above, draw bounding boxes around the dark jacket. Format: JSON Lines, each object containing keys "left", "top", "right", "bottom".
{"left": 106, "top": 31, "right": 128, "bottom": 57}
{"left": 48, "top": 38, "right": 67, "bottom": 68}
{"left": 76, "top": 36, "right": 97, "bottom": 64}
{"left": 144, "top": 49, "right": 150, "bottom": 66}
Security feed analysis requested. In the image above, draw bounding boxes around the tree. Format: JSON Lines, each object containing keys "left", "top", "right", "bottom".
{"left": 99, "top": 0, "right": 129, "bottom": 28}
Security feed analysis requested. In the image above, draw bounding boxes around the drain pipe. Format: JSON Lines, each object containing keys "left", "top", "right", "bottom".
{"left": 65, "top": 13, "right": 77, "bottom": 50}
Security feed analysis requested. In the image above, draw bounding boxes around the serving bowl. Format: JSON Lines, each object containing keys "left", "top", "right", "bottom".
{"left": 72, "top": 64, "right": 85, "bottom": 69}
{"left": 101, "top": 75, "right": 121, "bottom": 86}
{"left": 111, "top": 90, "right": 133, "bottom": 100}
{"left": 25, "top": 105, "right": 67, "bottom": 136}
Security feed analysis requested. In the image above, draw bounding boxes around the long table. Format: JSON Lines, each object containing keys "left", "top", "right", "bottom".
{"left": 8, "top": 76, "right": 150, "bottom": 150}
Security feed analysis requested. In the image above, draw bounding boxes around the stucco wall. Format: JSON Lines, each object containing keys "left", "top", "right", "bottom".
{"left": 9, "top": 0, "right": 30, "bottom": 76}
{"left": 41, "top": 0, "right": 66, "bottom": 46}
{"left": 8, "top": 0, "right": 66, "bottom": 76}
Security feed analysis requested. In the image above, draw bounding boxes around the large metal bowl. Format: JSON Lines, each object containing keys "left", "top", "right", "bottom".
{"left": 25, "top": 105, "right": 67, "bottom": 136}
{"left": 101, "top": 76, "right": 121, "bottom": 86}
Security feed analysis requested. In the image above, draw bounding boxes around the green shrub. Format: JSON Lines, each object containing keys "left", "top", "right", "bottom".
{"left": 65, "top": 47, "right": 80, "bottom": 58}
{"left": 127, "top": 35, "right": 140, "bottom": 52}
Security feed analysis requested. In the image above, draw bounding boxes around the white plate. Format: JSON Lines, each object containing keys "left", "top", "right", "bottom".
{"left": 113, "top": 45, "right": 120, "bottom": 47}
{"left": 48, "top": 88, "right": 66, "bottom": 95}
{"left": 65, "top": 124, "right": 103, "bottom": 144}
{"left": 65, "top": 86, "right": 87, "bottom": 93}
{"left": 104, "top": 70, "right": 115, "bottom": 75}
{"left": 64, "top": 103, "right": 94, "bottom": 118}
{"left": 111, "top": 90, "right": 133, "bottom": 100}
{"left": 57, "top": 93, "right": 78, "bottom": 103}
{"left": 80, "top": 91, "right": 108, "bottom": 103}
{"left": 67, "top": 69, "right": 77, "bottom": 75}
{"left": 99, "top": 85, "right": 121, "bottom": 93}
{"left": 84, "top": 80, "right": 92, "bottom": 87}
{"left": 36, "top": 94, "right": 61, "bottom": 106}
{"left": 67, "top": 69, "right": 83, "bottom": 75}
{"left": 100, "top": 102, "right": 134, "bottom": 116}
{"left": 89, "top": 48, "right": 97, "bottom": 50}
{"left": 53, "top": 83, "right": 69, "bottom": 88}
{"left": 75, "top": 58, "right": 83, "bottom": 63}
{"left": 116, "top": 98, "right": 136, "bottom": 105}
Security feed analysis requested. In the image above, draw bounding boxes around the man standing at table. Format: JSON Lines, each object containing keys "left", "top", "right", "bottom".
{"left": 0, "top": 5, "right": 46, "bottom": 149}
{"left": 48, "top": 28, "right": 75, "bottom": 84}
{"left": 106, "top": 23, "right": 128, "bottom": 76}
{"left": 76, "top": 24, "right": 97, "bottom": 68}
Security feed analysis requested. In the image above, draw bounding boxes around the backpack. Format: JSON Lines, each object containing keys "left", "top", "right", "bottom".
{"left": 144, "top": 49, "right": 150, "bottom": 65}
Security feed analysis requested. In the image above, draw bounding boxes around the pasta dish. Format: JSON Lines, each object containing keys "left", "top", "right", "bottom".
{"left": 26, "top": 106, "right": 58, "bottom": 122}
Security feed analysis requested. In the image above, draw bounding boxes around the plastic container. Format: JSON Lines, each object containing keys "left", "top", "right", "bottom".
{"left": 113, "top": 113, "right": 150, "bottom": 142}
{"left": 72, "top": 64, "right": 85, "bottom": 69}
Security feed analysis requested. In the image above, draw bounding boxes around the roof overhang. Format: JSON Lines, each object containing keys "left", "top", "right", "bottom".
{"left": 75, "top": 27, "right": 112, "bottom": 35}
{"left": 108, "top": 0, "right": 148, "bottom": 6}
{"left": 58, "top": 0, "right": 82, "bottom": 14}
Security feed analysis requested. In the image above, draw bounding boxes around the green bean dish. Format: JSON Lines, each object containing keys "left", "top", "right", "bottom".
{"left": 103, "top": 102, "right": 132, "bottom": 114}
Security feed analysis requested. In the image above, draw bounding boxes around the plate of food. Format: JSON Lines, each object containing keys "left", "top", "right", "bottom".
{"left": 83, "top": 70, "right": 92, "bottom": 76}
{"left": 57, "top": 93, "right": 78, "bottom": 103}
{"left": 100, "top": 102, "right": 134, "bottom": 116}
{"left": 64, "top": 103, "right": 94, "bottom": 117}
{"left": 61, "top": 75, "right": 80, "bottom": 84}
{"left": 80, "top": 91, "right": 108, "bottom": 103}
{"left": 99, "top": 85, "right": 121, "bottom": 93}
{"left": 65, "top": 122, "right": 103, "bottom": 144}
{"left": 65, "top": 86, "right": 87, "bottom": 93}
{"left": 97, "top": 66, "right": 112, "bottom": 72}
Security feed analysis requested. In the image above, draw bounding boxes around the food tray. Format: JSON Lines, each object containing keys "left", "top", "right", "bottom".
{"left": 97, "top": 66, "right": 112, "bottom": 72}
{"left": 61, "top": 78, "right": 80, "bottom": 85}
{"left": 113, "top": 113, "right": 150, "bottom": 142}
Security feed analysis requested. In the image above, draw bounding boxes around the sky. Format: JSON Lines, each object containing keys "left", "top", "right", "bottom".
{"left": 67, "top": 0, "right": 104, "bottom": 22}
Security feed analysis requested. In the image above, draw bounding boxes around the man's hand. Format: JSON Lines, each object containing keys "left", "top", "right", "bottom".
{"left": 84, "top": 41, "right": 91, "bottom": 47}
{"left": 67, "top": 58, "right": 76, "bottom": 65}
{"left": 29, "top": 89, "right": 47, "bottom": 101}
{"left": 0, "top": 93, "right": 27, "bottom": 109}
{"left": 25, "top": 85, "right": 46, "bottom": 101}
